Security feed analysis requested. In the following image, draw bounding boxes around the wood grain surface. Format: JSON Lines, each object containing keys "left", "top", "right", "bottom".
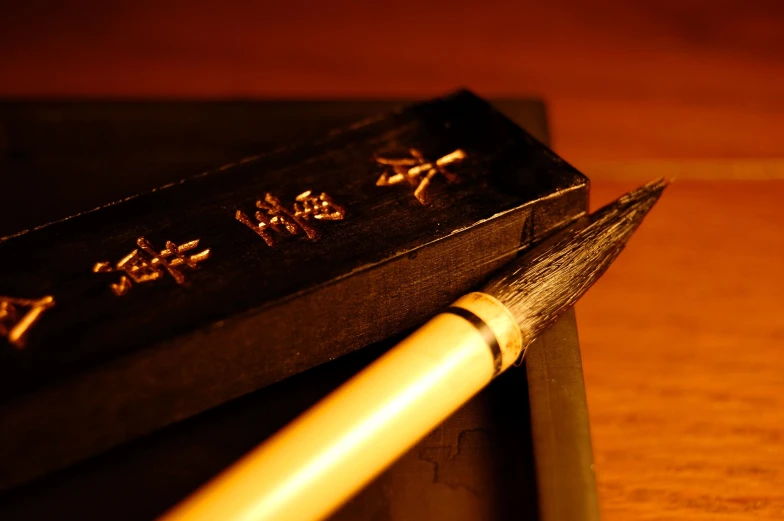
{"left": 582, "top": 179, "right": 784, "bottom": 520}
{"left": 2, "top": 1, "right": 783, "bottom": 518}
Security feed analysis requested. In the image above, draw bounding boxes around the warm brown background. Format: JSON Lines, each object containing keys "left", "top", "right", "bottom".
{"left": 2, "top": 1, "right": 782, "bottom": 519}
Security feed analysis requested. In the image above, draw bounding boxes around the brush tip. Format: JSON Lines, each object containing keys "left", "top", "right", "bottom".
{"left": 632, "top": 177, "right": 668, "bottom": 202}
{"left": 607, "top": 177, "right": 667, "bottom": 211}
{"left": 588, "top": 177, "right": 667, "bottom": 233}
{"left": 482, "top": 178, "right": 667, "bottom": 344}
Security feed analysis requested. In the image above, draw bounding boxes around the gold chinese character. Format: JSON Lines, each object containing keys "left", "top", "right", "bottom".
{"left": 93, "top": 237, "right": 210, "bottom": 296}
{"left": 236, "top": 191, "right": 345, "bottom": 246}
{"left": 293, "top": 191, "right": 346, "bottom": 221}
{"left": 0, "top": 295, "right": 55, "bottom": 349}
{"left": 375, "top": 148, "right": 466, "bottom": 205}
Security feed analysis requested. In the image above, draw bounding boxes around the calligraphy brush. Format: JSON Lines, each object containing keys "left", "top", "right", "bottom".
{"left": 160, "top": 179, "right": 667, "bottom": 521}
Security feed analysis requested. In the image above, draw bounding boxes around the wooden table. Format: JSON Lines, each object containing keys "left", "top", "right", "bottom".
{"left": 2, "top": 1, "right": 783, "bottom": 518}
{"left": 582, "top": 178, "right": 784, "bottom": 520}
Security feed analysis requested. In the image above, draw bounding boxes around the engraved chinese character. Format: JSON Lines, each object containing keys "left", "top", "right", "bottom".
{"left": 375, "top": 148, "right": 466, "bottom": 205}
{"left": 93, "top": 237, "right": 210, "bottom": 296}
{"left": 0, "top": 295, "right": 55, "bottom": 349}
{"left": 236, "top": 191, "right": 345, "bottom": 246}
{"left": 293, "top": 191, "right": 346, "bottom": 221}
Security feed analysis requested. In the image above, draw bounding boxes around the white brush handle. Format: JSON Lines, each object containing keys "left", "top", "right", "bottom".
{"left": 160, "top": 292, "right": 524, "bottom": 521}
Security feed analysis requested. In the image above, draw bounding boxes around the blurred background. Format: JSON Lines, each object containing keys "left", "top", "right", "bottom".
{"left": 2, "top": 0, "right": 783, "bottom": 167}
{"left": 2, "top": 1, "right": 782, "bottom": 519}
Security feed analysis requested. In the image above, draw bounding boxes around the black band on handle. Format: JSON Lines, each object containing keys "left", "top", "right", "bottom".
{"left": 444, "top": 306, "right": 503, "bottom": 376}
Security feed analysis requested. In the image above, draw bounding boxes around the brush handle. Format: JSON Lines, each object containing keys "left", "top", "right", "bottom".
{"left": 159, "top": 292, "right": 524, "bottom": 521}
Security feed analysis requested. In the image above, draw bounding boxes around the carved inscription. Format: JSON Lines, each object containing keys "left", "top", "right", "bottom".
{"left": 0, "top": 295, "right": 55, "bottom": 348}
{"left": 376, "top": 149, "right": 466, "bottom": 205}
{"left": 235, "top": 191, "right": 345, "bottom": 246}
{"left": 93, "top": 237, "right": 211, "bottom": 296}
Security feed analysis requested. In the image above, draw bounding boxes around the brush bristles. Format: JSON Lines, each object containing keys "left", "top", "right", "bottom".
{"left": 482, "top": 178, "right": 667, "bottom": 342}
